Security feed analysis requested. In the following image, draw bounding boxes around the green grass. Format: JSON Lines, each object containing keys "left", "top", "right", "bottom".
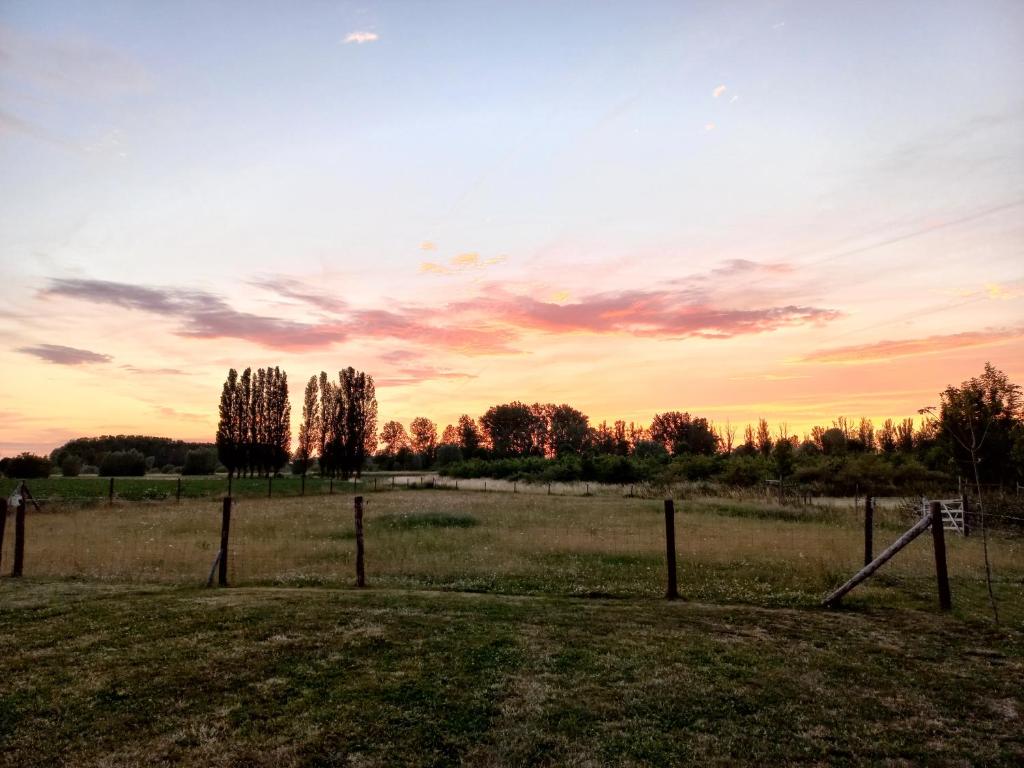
{"left": 0, "top": 581, "right": 1021, "bottom": 766}
{"left": 0, "top": 474, "right": 380, "bottom": 502}
{"left": 2, "top": 491, "right": 1021, "bottom": 624}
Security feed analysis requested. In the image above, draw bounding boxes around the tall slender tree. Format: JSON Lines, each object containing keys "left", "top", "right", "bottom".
{"left": 296, "top": 374, "right": 320, "bottom": 476}
{"left": 216, "top": 369, "right": 239, "bottom": 477}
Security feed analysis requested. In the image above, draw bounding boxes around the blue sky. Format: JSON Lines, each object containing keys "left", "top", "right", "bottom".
{"left": 1, "top": 0, "right": 1022, "bottom": 453}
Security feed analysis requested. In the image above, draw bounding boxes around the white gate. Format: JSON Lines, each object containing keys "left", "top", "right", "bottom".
{"left": 921, "top": 498, "right": 966, "bottom": 535}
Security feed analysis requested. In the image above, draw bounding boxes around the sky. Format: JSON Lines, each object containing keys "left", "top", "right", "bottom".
{"left": 1, "top": 0, "right": 1023, "bottom": 456}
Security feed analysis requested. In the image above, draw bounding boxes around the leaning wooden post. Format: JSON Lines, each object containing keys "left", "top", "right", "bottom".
{"left": 864, "top": 495, "right": 874, "bottom": 566}
{"left": 218, "top": 496, "right": 231, "bottom": 587}
{"left": 12, "top": 495, "right": 26, "bottom": 577}
{"left": 664, "top": 499, "right": 679, "bottom": 600}
{"left": 267, "top": 475, "right": 272, "bottom": 498}
{"left": 176, "top": 476, "right": 182, "bottom": 503}
{"left": 354, "top": 495, "right": 366, "bottom": 588}
{"left": 930, "top": 501, "right": 952, "bottom": 611}
{"left": 108, "top": 476, "right": 115, "bottom": 505}
{"left": 823, "top": 513, "right": 933, "bottom": 606}
{"left": 961, "top": 492, "right": 971, "bottom": 537}
{"left": 0, "top": 499, "right": 7, "bottom": 572}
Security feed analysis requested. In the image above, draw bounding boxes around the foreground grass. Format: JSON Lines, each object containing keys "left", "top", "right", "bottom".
{"left": 0, "top": 580, "right": 1022, "bottom": 766}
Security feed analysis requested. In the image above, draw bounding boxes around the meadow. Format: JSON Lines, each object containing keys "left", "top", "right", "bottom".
{"left": 2, "top": 488, "right": 1022, "bottom": 765}
{"left": 2, "top": 488, "right": 1021, "bottom": 622}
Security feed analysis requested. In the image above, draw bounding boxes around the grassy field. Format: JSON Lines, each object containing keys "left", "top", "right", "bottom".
{"left": 0, "top": 474, "right": 381, "bottom": 502}
{"left": 1, "top": 581, "right": 1022, "bottom": 767}
{"left": 1, "top": 491, "right": 1021, "bottom": 624}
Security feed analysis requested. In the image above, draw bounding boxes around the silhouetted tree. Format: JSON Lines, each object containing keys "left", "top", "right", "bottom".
{"left": 441, "top": 423, "right": 459, "bottom": 446}
{"left": 410, "top": 417, "right": 438, "bottom": 463}
{"left": 379, "top": 420, "right": 410, "bottom": 457}
{"left": 548, "top": 404, "right": 590, "bottom": 457}
{"left": 457, "top": 414, "right": 481, "bottom": 458}
{"left": 295, "top": 375, "right": 319, "bottom": 476}
{"left": 650, "top": 411, "right": 718, "bottom": 456}
{"left": 480, "top": 402, "right": 541, "bottom": 458}
{"left": 216, "top": 368, "right": 239, "bottom": 477}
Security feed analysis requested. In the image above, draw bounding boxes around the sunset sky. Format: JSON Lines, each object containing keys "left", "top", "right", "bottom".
{"left": 2, "top": 1, "right": 1022, "bottom": 456}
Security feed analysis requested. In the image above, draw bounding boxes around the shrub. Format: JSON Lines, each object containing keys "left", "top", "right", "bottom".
{"left": 182, "top": 448, "right": 219, "bottom": 476}
{"left": 161, "top": 464, "right": 177, "bottom": 474}
{"left": 435, "top": 444, "right": 463, "bottom": 468}
{"left": 99, "top": 449, "right": 147, "bottom": 477}
{"left": 3, "top": 453, "right": 52, "bottom": 479}
{"left": 60, "top": 455, "right": 83, "bottom": 477}
{"left": 81, "top": 464, "right": 99, "bottom": 475}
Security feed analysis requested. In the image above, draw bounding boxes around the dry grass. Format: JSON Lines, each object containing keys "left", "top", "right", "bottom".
{"left": 2, "top": 490, "right": 1020, "bottom": 621}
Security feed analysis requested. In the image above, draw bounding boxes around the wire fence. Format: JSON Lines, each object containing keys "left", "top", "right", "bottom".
{"left": 2, "top": 485, "right": 1021, "bottom": 623}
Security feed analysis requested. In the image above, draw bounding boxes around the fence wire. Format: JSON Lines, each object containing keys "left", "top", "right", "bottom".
{"left": 1, "top": 486, "right": 1020, "bottom": 621}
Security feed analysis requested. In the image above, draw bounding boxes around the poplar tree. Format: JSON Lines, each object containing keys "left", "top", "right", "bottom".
{"left": 296, "top": 374, "right": 320, "bottom": 476}
{"left": 216, "top": 368, "right": 239, "bottom": 476}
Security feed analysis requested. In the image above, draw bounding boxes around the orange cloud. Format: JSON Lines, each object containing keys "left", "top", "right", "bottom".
{"left": 800, "top": 327, "right": 1024, "bottom": 364}
{"left": 419, "top": 252, "right": 504, "bottom": 275}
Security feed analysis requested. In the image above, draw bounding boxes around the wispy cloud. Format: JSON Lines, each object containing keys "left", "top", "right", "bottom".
{"left": 249, "top": 276, "right": 348, "bottom": 314}
{"left": 343, "top": 31, "right": 379, "bottom": 44}
{"left": 40, "top": 277, "right": 516, "bottom": 354}
{"left": 39, "top": 261, "right": 840, "bottom": 356}
{"left": 419, "top": 252, "right": 505, "bottom": 275}
{"left": 376, "top": 366, "right": 477, "bottom": 388}
{"left": 451, "top": 285, "right": 838, "bottom": 339}
{"left": 42, "top": 278, "right": 344, "bottom": 350}
{"left": 0, "top": 23, "right": 151, "bottom": 98}
{"left": 18, "top": 344, "right": 112, "bottom": 365}
{"left": 800, "top": 327, "right": 1024, "bottom": 364}
{"left": 120, "top": 365, "right": 188, "bottom": 375}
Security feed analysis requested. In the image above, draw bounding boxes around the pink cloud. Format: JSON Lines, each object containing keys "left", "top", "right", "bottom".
{"left": 801, "top": 328, "right": 1024, "bottom": 364}
{"left": 452, "top": 286, "right": 838, "bottom": 338}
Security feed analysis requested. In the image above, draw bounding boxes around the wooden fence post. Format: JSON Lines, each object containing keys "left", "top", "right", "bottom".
{"left": 267, "top": 475, "right": 272, "bottom": 498}
{"left": 0, "top": 499, "right": 7, "bottom": 573}
{"left": 664, "top": 499, "right": 679, "bottom": 600}
{"left": 354, "top": 495, "right": 366, "bottom": 588}
{"left": 12, "top": 495, "right": 26, "bottom": 577}
{"left": 864, "top": 495, "right": 874, "bottom": 566}
{"left": 218, "top": 496, "right": 231, "bottom": 587}
{"left": 374, "top": 477, "right": 377, "bottom": 492}
{"left": 930, "top": 501, "right": 952, "bottom": 611}
{"left": 176, "top": 477, "right": 182, "bottom": 503}
{"left": 823, "top": 513, "right": 933, "bottom": 606}
{"left": 330, "top": 476, "right": 334, "bottom": 494}
{"left": 108, "top": 477, "right": 115, "bottom": 505}
{"left": 961, "top": 493, "right": 971, "bottom": 537}
{"left": 301, "top": 473, "right": 306, "bottom": 496}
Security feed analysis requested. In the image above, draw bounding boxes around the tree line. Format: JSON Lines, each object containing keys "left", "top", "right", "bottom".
{"left": 4, "top": 362, "right": 1020, "bottom": 494}
{"left": 216, "top": 366, "right": 378, "bottom": 480}
{"left": 372, "top": 364, "right": 1024, "bottom": 495}
{"left": 215, "top": 367, "right": 292, "bottom": 477}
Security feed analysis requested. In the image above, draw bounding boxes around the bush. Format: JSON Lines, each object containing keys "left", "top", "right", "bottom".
{"left": 99, "top": 450, "right": 147, "bottom": 477}
{"left": 161, "top": 464, "right": 177, "bottom": 474}
{"left": 182, "top": 448, "right": 219, "bottom": 476}
{"left": 81, "top": 464, "right": 99, "bottom": 475}
{"left": 2, "top": 453, "right": 52, "bottom": 479}
{"left": 435, "top": 444, "right": 463, "bottom": 468}
{"left": 60, "top": 455, "right": 83, "bottom": 477}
